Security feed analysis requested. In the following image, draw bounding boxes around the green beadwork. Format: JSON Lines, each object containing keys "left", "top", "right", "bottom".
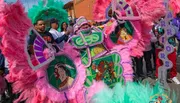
{"left": 72, "top": 32, "right": 103, "bottom": 48}
{"left": 84, "top": 53, "right": 124, "bottom": 88}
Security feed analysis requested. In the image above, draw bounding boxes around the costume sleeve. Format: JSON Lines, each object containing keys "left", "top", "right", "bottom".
{"left": 49, "top": 29, "right": 58, "bottom": 40}
{"left": 55, "top": 35, "right": 68, "bottom": 44}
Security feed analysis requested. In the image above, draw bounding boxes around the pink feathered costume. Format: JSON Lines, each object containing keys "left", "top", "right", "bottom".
{"left": 0, "top": 0, "right": 86, "bottom": 103}
{"left": 0, "top": 0, "right": 168, "bottom": 102}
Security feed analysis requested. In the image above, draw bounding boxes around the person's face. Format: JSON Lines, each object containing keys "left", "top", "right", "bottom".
{"left": 80, "top": 24, "right": 91, "bottom": 35}
{"left": 51, "top": 23, "right": 59, "bottom": 30}
{"left": 80, "top": 24, "right": 90, "bottom": 30}
{"left": 54, "top": 64, "right": 67, "bottom": 81}
{"left": 35, "top": 20, "right": 45, "bottom": 33}
{"left": 63, "top": 23, "right": 67, "bottom": 30}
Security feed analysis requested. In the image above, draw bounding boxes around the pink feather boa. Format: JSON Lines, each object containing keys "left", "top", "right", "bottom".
{"left": 0, "top": 1, "right": 86, "bottom": 103}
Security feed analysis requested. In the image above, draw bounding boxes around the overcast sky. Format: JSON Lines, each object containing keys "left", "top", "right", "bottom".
{"left": 5, "top": 0, "right": 72, "bottom": 11}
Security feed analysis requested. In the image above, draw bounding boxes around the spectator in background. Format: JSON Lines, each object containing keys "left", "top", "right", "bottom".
{"left": 49, "top": 18, "right": 69, "bottom": 49}
{"left": 61, "top": 22, "right": 68, "bottom": 35}
{"left": 28, "top": 19, "right": 56, "bottom": 54}
{"left": 151, "top": 22, "right": 159, "bottom": 70}
{"left": 134, "top": 33, "right": 155, "bottom": 80}
{"left": 134, "top": 56, "right": 145, "bottom": 80}
{"left": 29, "top": 19, "right": 70, "bottom": 54}
{"left": 68, "top": 20, "right": 74, "bottom": 37}
{"left": 172, "top": 12, "right": 180, "bottom": 57}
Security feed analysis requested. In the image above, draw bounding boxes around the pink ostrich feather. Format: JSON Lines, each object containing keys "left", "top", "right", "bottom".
{"left": 0, "top": 1, "right": 39, "bottom": 103}
{"left": 93, "top": 0, "right": 112, "bottom": 22}
{"left": 127, "top": 0, "right": 165, "bottom": 26}
{"left": 169, "top": 0, "right": 180, "bottom": 16}
{"left": 62, "top": 43, "right": 80, "bottom": 59}
{"left": 0, "top": 1, "right": 86, "bottom": 103}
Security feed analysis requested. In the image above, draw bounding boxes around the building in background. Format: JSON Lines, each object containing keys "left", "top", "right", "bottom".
{"left": 64, "top": 1, "right": 75, "bottom": 22}
{"left": 73, "top": 0, "right": 95, "bottom": 21}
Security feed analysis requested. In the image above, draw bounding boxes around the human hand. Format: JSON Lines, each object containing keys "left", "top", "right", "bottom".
{"left": 65, "top": 31, "right": 70, "bottom": 35}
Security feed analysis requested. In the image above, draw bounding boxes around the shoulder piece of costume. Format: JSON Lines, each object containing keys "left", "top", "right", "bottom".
{"left": 28, "top": 0, "right": 68, "bottom": 28}
{"left": 0, "top": 0, "right": 86, "bottom": 103}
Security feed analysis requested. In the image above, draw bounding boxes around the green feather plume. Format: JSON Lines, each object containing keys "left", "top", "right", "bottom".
{"left": 90, "top": 81, "right": 177, "bottom": 103}
{"left": 28, "top": 0, "right": 68, "bottom": 29}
